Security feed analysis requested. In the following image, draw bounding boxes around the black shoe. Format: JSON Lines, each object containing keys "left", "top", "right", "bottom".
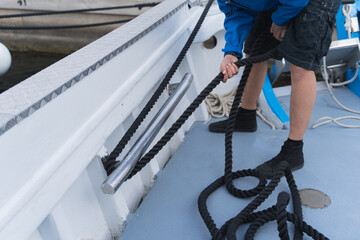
{"left": 255, "top": 139, "right": 304, "bottom": 179}
{"left": 208, "top": 107, "right": 257, "bottom": 133}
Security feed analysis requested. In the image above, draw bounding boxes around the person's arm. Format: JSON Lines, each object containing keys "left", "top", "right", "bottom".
{"left": 218, "top": 0, "right": 256, "bottom": 58}
{"left": 217, "top": 0, "right": 255, "bottom": 81}
{"left": 271, "top": 0, "right": 309, "bottom": 26}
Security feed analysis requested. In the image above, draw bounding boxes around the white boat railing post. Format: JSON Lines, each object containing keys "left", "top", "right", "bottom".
{"left": 102, "top": 73, "right": 193, "bottom": 194}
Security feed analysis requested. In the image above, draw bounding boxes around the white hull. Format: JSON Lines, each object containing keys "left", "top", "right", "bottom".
{"left": 0, "top": 1, "right": 232, "bottom": 239}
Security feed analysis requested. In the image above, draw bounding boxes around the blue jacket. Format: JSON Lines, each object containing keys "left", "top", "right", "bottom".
{"left": 218, "top": 0, "right": 309, "bottom": 58}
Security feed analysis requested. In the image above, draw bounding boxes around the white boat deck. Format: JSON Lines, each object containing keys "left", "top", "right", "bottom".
{"left": 2, "top": 1, "right": 359, "bottom": 238}
{"left": 119, "top": 86, "right": 360, "bottom": 239}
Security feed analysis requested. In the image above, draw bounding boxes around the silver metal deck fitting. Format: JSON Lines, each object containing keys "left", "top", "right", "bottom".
{"left": 102, "top": 73, "right": 193, "bottom": 194}
{"left": 299, "top": 188, "right": 331, "bottom": 209}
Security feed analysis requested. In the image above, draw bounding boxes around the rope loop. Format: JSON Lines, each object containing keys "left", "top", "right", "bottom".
{"left": 197, "top": 27, "right": 327, "bottom": 238}
{"left": 100, "top": 2, "right": 330, "bottom": 239}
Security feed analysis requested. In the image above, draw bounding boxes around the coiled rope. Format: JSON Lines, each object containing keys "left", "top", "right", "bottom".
{"left": 197, "top": 33, "right": 306, "bottom": 240}
{"left": 104, "top": 1, "right": 329, "bottom": 239}
{"left": 205, "top": 88, "right": 237, "bottom": 120}
{"left": 0, "top": 3, "right": 160, "bottom": 30}
{"left": 204, "top": 88, "right": 276, "bottom": 129}
{"left": 342, "top": 4, "right": 352, "bottom": 39}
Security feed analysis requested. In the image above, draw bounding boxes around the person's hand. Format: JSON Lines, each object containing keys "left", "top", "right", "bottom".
{"left": 270, "top": 23, "right": 286, "bottom": 41}
{"left": 220, "top": 54, "right": 239, "bottom": 83}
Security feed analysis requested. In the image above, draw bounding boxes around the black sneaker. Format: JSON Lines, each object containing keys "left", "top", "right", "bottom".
{"left": 255, "top": 140, "right": 304, "bottom": 179}
{"left": 208, "top": 107, "right": 257, "bottom": 133}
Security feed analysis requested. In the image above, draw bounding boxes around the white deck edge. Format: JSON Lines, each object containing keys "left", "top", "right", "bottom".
{"left": 0, "top": 0, "right": 188, "bottom": 136}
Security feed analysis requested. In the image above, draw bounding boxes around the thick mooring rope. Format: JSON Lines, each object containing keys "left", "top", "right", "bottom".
{"left": 127, "top": 48, "right": 277, "bottom": 179}
{"left": 196, "top": 32, "right": 305, "bottom": 240}
{"left": 105, "top": 2, "right": 330, "bottom": 239}
{"left": 103, "top": 0, "right": 216, "bottom": 174}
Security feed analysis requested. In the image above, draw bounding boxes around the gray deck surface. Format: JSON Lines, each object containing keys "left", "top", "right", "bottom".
{"left": 120, "top": 87, "right": 360, "bottom": 239}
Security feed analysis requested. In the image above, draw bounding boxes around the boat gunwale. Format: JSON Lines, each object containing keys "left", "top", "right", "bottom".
{"left": 0, "top": 0, "right": 188, "bottom": 137}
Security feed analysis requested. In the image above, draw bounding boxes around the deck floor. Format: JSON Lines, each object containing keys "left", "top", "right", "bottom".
{"left": 119, "top": 86, "right": 360, "bottom": 239}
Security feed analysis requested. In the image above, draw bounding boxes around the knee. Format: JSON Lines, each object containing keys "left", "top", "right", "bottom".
{"left": 290, "top": 64, "right": 315, "bottom": 83}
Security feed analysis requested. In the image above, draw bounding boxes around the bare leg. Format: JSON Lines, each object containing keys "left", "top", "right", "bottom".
{"left": 255, "top": 64, "right": 316, "bottom": 178}
{"left": 240, "top": 54, "right": 268, "bottom": 110}
{"left": 288, "top": 64, "right": 317, "bottom": 140}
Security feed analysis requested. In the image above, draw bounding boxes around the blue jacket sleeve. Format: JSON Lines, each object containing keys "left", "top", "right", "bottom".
{"left": 218, "top": 0, "right": 256, "bottom": 58}
{"left": 271, "top": 0, "right": 309, "bottom": 26}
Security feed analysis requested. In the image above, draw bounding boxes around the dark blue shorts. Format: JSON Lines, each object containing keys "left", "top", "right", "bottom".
{"left": 244, "top": 0, "right": 341, "bottom": 71}
{"left": 243, "top": 10, "right": 281, "bottom": 58}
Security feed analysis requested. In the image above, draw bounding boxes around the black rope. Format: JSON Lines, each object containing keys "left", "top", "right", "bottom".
{"left": 127, "top": 49, "right": 277, "bottom": 179}
{"left": 0, "top": 19, "right": 133, "bottom": 30}
{"left": 99, "top": 1, "right": 330, "bottom": 239}
{"left": 0, "top": 3, "right": 160, "bottom": 19}
{"left": 126, "top": 33, "right": 327, "bottom": 239}
{"left": 196, "top": 32, "right": 324, "bottom": 239}
{"left": 195, "top": 32, "right": 307, "bottom": 240}
{"left": 244, "top": 190, "right": 329, "bottom": 240}
{"left": 102, "top": 0, "right": 216, "bottom": 174}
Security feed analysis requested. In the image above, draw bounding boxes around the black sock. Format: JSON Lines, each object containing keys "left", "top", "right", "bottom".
{"left": 239, "top": 107, "right": 256, "bottom": 114}
{"left": 285, "top": 138, "right": 303, "bottom": 147}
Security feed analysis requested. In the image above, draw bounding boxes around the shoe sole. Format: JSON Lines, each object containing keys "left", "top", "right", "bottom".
{"left": 209, "top": 126, "right": 257, "bottom": 133}
{"left": 258, "top": 162, "right": 304, "bottom": 179}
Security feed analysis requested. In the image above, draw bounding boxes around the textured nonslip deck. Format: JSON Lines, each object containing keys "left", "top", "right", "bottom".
{"left": 120, "top": 86, "right": 360, "bottom": 240}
